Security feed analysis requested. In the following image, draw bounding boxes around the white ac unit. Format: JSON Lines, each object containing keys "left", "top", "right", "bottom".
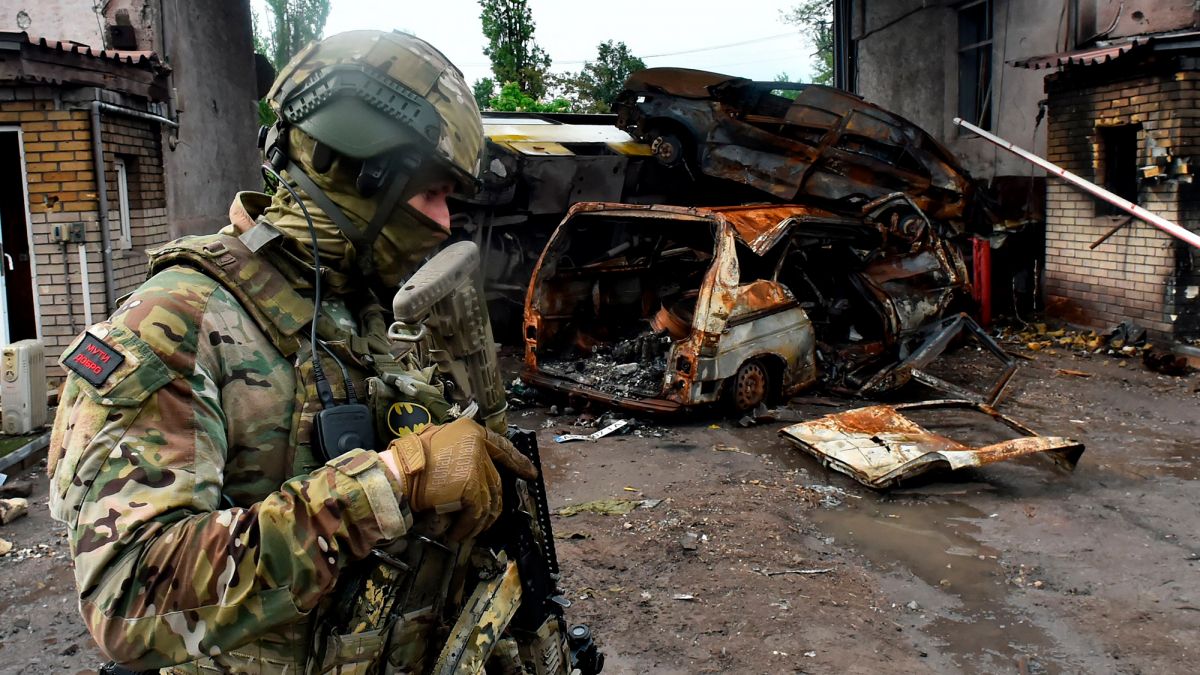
{"left": 1, "top": 340, "right": 47, "bottom": 435}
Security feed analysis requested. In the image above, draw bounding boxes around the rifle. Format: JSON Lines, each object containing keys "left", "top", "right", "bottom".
{"left": 389, "top": 242, "right": 603, "bottom": 675}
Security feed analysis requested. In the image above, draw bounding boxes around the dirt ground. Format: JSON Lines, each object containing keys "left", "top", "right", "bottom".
{"left": 1, "top": 337, "right": 1197, "bottom": 674}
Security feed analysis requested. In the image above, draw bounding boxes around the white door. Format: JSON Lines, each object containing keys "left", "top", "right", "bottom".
{"left": 0, "top": 206, "right": 10, "bottom": 347}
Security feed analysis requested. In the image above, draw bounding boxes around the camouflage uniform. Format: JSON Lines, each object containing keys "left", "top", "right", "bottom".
{"left": 49, "top": 193, "right": 452, "bottom": 673}
{"left": 49, "top": 30, "right": 497, "bottom": 674}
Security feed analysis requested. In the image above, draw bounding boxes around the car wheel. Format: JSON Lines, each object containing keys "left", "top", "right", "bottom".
{"left": 650, "top": 133, "right": 685, "bottom": 167}
{"left": 729, "top": 360, "right": 770, "bottom": 413}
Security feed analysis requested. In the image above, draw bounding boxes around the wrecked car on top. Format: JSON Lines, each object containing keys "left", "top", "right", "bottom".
{"left": 612, "top": 68, "right": 987, "bottom": 234}
{"left": 521, "top": 195, "right": 972, "bottom": 414}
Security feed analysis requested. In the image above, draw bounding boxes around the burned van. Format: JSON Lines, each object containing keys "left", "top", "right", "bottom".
{"left": 521, "top": 196, "right": 973, "bottom": 414}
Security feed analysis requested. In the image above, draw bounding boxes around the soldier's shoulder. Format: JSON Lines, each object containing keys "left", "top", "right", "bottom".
{"left": 104, "top": 266, "right": 250, "bottom": 373}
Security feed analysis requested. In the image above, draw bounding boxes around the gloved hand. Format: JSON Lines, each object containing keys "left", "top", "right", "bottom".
{"left": 379, "top": 417, "right": 538, "bottom": 541}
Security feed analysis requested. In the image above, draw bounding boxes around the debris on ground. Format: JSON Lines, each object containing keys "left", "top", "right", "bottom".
{"left": 780, "top": 401, "right": 1084, "bottom": 489}
{"left": 0, "top": 497, "right": 29, "bottom": 525}
{"left": 1143, "top": 348, "right": 1192, "bottom": 376}
{"left": 557, "top": 498, "right": 660, "bottom": 517}
{"left": 0, "top": 479, "right": 34, "bottom": 498}
{"left": 554, "top": 419, "right": 630, "bottom": 443}
{"left": 0, "top": 537, "right": 11, "bottom": 555}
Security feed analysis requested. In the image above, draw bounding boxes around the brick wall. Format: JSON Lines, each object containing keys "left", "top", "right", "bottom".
{"left": 1044, "top": 62, "right": 1199, "bottom": 339}
{"left": 0, "top": 85, "right": 170, "bottom": 375}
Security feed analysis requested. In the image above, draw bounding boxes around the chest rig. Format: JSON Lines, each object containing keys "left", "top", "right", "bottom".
{"left": 149, "top": 225, "right": 463, "bottom": 674}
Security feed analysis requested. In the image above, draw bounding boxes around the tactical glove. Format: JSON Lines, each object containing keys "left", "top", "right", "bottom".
{"left": 382, "top": 417, "right": 537, "bottom": 541}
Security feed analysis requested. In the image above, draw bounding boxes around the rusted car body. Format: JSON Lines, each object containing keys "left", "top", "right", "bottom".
{"left": 780, "top": 400, "right": 1085, "bottom": 488}
{"left": 612, "top": 68, "right": 986, "bottom": 234}
{"left": 521, "top": 196, "right": 971, "bottom": 413}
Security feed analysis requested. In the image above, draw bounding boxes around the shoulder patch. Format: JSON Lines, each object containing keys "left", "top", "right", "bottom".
{"left": 63, "top": 332, "right": 125, "bottom": 386}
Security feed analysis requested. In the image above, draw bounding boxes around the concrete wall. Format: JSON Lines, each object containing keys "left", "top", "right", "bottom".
{"left": 154, "top": 0, "right": 261, "bottom": 236}
{"left": 1082, "top": 0, "right": 1197, "bottom": 41}
{"left": 0, "top": 1, "right": 103, "bottom": 47}
{"left": 851, "top": 0, "right": 1060, "bottom": 179}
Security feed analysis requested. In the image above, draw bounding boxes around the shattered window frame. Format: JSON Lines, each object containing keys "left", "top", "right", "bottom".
{"left": 957, "top": 0, "right": 994, "bottom": 132}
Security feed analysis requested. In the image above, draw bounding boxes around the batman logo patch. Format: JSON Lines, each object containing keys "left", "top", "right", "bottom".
{"left": 387, "top": 402, "right": 432, "bottom": 438}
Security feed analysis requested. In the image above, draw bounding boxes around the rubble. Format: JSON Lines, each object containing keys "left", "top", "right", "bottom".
{"left": 0, "top": 497, "right": 29, "bottom": 525}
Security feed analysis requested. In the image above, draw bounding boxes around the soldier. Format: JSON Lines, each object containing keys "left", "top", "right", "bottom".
{"left": 47, "top": 30, "right": 536, "bottom": 674}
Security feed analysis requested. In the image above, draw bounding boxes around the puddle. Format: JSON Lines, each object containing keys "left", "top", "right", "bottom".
{"left": 810, "top": 496, "right": 1067, "bottom": 673}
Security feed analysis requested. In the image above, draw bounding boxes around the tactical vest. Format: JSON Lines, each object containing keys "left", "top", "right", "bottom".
{"left": 147, "top": 227, "right": 462, "bottom": 675}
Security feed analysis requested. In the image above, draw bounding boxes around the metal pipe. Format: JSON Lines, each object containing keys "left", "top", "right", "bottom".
{"left": 61, "top": 240, "right": 76, "bottom": 334}
{"left": 954, "top": 117, "right": 1200, "bottom": 250}
{"left": 79, "top": 243, "right": 93, "bottom": 326}
{"left": 89, "top": 99, "right": 179, "bottom": 313}
{"left": 97, "top": 101, "right": 178, "bottom": 129}
{"left": 89, "top": 101, "right": 116, "bottom": 313}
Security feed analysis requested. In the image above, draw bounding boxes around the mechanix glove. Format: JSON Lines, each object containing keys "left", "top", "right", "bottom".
{"left": 384, "top": 417, "right": 537, "bottom": 541}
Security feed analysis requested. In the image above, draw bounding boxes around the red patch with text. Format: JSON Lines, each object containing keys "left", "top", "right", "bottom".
{"left": 65, "top": 333, "right": 125, "bottom": 386}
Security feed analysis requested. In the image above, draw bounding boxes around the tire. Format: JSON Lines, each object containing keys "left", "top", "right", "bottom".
{"left": 728, "top": 360, "right": 770, "bottom": 413}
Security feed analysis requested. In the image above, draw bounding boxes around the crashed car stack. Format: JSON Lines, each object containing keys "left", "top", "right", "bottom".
{"left": 512, "top": 67, "right": 1082, "bottom": 486}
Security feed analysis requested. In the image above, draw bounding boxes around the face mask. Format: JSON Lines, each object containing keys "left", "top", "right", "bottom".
{"left": 266, "top": 128, "right": 451, "bottom": 288}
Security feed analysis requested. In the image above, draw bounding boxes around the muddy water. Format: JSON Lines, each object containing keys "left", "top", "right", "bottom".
{"left": 809, "top": 493, "right": 1064, "bottom": 673}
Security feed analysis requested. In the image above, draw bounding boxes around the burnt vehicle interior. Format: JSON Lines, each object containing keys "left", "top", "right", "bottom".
{"left": 526, "top": 199, "right": 971, "bottom": 408}
{"left": 528, "top": 214, "right": 716, "bottom": 399}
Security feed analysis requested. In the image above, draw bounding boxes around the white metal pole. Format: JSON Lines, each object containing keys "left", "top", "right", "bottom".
{"left": 954, "top": 117, "right": 1200, "bottom": 250}
{"left": 78, "top": 243, "right": 93, "bottom": 327}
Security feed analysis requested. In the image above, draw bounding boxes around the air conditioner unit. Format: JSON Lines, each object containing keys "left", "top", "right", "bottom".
{"left": 1, "top": 340, "right": 47, "bottom": 435}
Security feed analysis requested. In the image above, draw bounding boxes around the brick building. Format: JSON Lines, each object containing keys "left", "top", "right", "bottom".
{"left": 1015, "top": 31, "right": 1200, "bottom": 341}
{"left": 840, "top": 1, "right": 1200, "bottom": 345}
{"left": 0, "top": 33, "right": 172, "bottom": 374}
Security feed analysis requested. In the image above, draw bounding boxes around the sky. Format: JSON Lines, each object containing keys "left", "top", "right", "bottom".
{"left": 252, "top": 0, "right": 817, "bottom": 88}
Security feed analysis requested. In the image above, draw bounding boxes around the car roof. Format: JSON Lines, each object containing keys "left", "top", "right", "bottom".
{"left": 565, "top": 202, "right": 863, "bottom": 255}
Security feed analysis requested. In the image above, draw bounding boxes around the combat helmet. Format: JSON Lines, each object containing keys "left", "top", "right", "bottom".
{"left": 260, "top": 30, "right": 484, "bottom": 273}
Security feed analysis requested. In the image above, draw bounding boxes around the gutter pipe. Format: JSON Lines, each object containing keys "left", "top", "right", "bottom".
{"left": 88, "top": 100, "right": 179, "bottom": 313}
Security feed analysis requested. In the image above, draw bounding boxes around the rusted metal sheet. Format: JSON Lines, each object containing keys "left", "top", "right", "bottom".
{"left": 780, "top": 400, "right": 1085, "bottom": 489}
{"left": 613, "top": 68, "right": 984, "bottom": 235}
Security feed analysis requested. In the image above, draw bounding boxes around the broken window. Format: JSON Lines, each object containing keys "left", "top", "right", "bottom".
{"left": 1096, "top": 123, "right": 1140, "bottom": 215}
{"left": 957, "top": 0, "right": 993, "bottom": 131}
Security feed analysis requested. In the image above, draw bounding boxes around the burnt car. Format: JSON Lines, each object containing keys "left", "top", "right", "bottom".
{"left": 612, "top": 68, "right": 988, "bottom": 235}
{"left": 521, "top": 195, "right": 978, "bottom": 414}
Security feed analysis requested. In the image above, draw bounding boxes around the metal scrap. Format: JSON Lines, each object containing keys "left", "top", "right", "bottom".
{"left": 780, "top": 400, "right": 1085, "bottom": 489}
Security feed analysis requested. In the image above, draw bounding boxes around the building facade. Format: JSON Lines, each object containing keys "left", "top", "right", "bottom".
{"left": 841, "top": 0, "right": 1200, "bottom": 343}
{"left": 0, "top": 34, "right": 172, "bottom": 374}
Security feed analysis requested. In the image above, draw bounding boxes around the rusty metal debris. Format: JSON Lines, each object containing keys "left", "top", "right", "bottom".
{"left": 613, "top": 68, "right": 987, "bottom": 235}
{"left": 522, "top": 194, "right": 975, "bottom": 414}
{"left": 779, "top": 400, "right": 1084, "bottom": 489}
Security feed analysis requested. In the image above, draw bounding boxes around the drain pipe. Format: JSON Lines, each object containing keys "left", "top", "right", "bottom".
{"left": 88, "top": 100, "right": 179, "bottom": 313}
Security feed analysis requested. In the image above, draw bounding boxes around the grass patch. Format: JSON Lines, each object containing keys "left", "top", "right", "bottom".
{"left": 0, "top": 432, "right": 42, "bottom": 459}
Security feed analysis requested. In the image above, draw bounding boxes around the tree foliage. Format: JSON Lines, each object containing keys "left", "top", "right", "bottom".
{"left": 782, "top": 1, "right": 833, "bottom": 86}
{"left": 257, "top": 0, "right": 332, "bottom": 71}
{"left": 473, "top": 78, "right": 497, "bottom": 110}
{"left": 252, "top": 0, "right": 332, "bottom": 126}
{"left": 555, "top": 41, "right": 646, "bottom": 113}
{"left": 479, "top": 0, "right": 552, "bottom": 99}
{"left": 487, "top": 82, "right": 570, "bottom": 113}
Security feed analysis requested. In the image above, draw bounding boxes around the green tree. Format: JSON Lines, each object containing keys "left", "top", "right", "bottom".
{"left": 487, "top": 81, "right": 570, "bottom": 113}
{"left": 473, "top": 77, "right": 497, "bottom": 110}
{"left": 556, "top": 41, "right": 646, "bottom": 113}
{"left": 782, "top": 1, "right": 833, "bottom": 86}
{"left": 772, "top": 72, "right": 802, "bottom": 100}
{"left": 252, "top": 0, "right": 332, "bottom": 126}
{"left": 479, "top": 0, "right": 552, "bottom": 99}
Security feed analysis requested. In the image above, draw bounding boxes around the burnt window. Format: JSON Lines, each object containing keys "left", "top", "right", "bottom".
{"left": 958, "top": 0, "right": 993, "bottom": 131}
{"left": 1097, "top": 124, "right": 1140, "bottom": 214}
